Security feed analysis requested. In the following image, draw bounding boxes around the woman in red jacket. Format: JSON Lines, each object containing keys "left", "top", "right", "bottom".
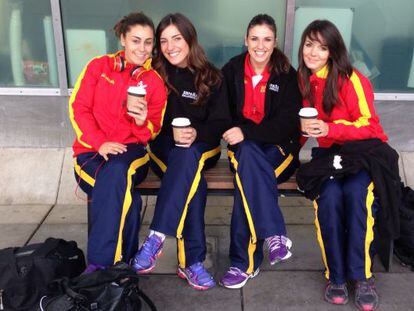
{"left": 69, "top": 12, "right": 167, "bottom": 273}
{"left": 297, "top": 20, "right": 387, "bottom": 311}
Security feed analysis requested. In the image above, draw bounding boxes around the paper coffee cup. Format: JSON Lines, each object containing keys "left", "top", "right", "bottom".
{"left": 127, "top": 86, "right": 146, "bottom": 115}
{"left": 127, "top": 86, "right": 146, "bottom": 97}
{"left": 172, "top": 117, "right": 191, "bottom": 147}
{"left": 299, "top": 107, "right": 318, "bottom": 137}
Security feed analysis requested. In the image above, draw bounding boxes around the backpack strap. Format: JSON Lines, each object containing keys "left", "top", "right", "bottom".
{"left": 60, "top": 277, "right": 88, "bottom": 303}
{"left": 137, "top": 288, "right": 157, "bottom": 311}
{"left": 70, "top": 264, "right": 137, "bottom": 289}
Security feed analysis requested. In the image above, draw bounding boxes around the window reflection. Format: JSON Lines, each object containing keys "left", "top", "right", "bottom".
{"left": 0, "top": 0, "right": 58, "bottom": 87}
{"left": 61, "top": 0, "right": 286, "bottom": 87}
{"left": 294, "top": 0, "right": 414, "bottom": 92}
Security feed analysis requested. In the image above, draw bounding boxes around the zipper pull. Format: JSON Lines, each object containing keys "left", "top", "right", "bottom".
{"left": 0, "top": 289, "right": 4, "bottom": 310}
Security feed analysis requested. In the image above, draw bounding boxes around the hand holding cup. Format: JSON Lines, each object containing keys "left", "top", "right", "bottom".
{"left": 172, "top": 117, "right": 196, "bottom": 147}
{"left": 299, "top": 107, "right": 318, "bottom": 137}
{"left": 305, "top": 119, "right": 329, "bottom": 137}
{"left": 127, "top": 86, "right": 147, "bottom": 125}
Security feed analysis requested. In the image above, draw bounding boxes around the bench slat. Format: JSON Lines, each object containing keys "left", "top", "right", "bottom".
{"left": 138, "top": 159, "right": 298, "bottom": 191}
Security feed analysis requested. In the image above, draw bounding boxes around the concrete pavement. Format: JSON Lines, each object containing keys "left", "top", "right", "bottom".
{"left": 0, "top": 146, "right": 413, "bottom": 310}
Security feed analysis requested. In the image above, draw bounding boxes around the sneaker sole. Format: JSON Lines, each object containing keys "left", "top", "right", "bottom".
{"left": 356, "top": 302, "right": 377, "bottom": 311}
{"left": 324, "top": 288, "right": 349, "bottom": 305}
{"left": 177, "top": 267, "right": 214, "bottom": 291}
{"left": 220, "top": 268, "right": 260, "bottom": 289}
{"left": 270, "top": 250, "right": 292, "bottom": 266}
{"left": 326, "top": 296, "right": 348, "bottom": 305}
{"left": 135, "top": 250, "right": 163, "bottom": 275}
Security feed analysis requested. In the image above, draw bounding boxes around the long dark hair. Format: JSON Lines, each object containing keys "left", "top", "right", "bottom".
{"left": 298, "top": 20, "right": 353, "bottom": 115}
{"left": 246, "top": 14, "right": 290, "bottom": 75}
{"left": 153, "top": 13, "right": 221, "bottom": 105}
{"left": 113, "top": 11, "right": 155, "bottom": 38}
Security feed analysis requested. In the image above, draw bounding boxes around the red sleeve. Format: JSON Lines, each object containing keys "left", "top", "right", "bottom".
{"left": 68, "top": 57, "right": 107, "bottom": 151}
{"left": 326, "top": 71, "right": 386, "bottom": 142}
{"left": 130, "top": 70, "right": 167, "bottom": 144}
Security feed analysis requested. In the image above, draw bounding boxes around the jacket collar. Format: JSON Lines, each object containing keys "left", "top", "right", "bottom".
{"left": 229, "top": 52, "right": 280, "bottom": 116}
{"left": 313, "top": 64, "right": 329, "bottom": 79}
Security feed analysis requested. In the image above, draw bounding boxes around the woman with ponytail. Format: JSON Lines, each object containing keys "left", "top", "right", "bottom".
{"left": 220, "top": 14, "right": 301, "bottom": 289}
{"left": 69, "top": 12, "right": 166, "bottom": 273}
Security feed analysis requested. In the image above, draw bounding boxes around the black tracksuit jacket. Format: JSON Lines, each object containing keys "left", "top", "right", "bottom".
{"left": 222, "top": 52, "right": 302, "bottom": 157}
{"left": 296, "top": 139, "right": 401, "bottom": 239}
{"left": 158, "top": 63, "right": 230, "bottom": 146}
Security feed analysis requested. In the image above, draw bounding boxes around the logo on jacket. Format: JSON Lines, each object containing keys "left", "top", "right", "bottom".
{"left": 182, "top": 91, "right": 198, "bottom": 100}
{"left": 269, "top": 83, "right": 279, "bottom": 92}
{"left": 100, "top": 73, "right": 115, "bottom": 85}
{"left": 136, "top": 81, "right": 147, "bottom": 90}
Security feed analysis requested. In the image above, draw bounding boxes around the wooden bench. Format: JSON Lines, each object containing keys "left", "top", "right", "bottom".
{"left": 136, "top": 159, "right": 393, "bottom": 272}
{"left": 137, "top": 159, "right": 299, "bottom": 196}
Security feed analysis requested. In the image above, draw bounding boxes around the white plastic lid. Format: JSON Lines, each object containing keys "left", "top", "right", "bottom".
{"left": 171, "top": 117, "right": 191, "bottom": 127}
{"left": 299, "top": 107, "right": 318, "bottom": 118}
{"left": 128, "top": 85, "right": 146, "bottom": 95}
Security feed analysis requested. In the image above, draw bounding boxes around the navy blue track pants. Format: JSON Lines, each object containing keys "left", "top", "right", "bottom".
{"left": 148, "top": 135, "right": 220, "bottom": 268}
{"left": 314, "top": 169, "right": 378, "bottom": 284}
{"left": 228, "top": 140, "right": 298, "bottom": 273}
{"left": 74, "top": 144, "right": 149, "bottom": 266}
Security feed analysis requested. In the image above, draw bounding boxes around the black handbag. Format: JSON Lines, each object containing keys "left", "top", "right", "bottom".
{"left": 0, "top": 237, "right": 86, "bottom": 311}
{"left": 39, "top": 262, "right": 156, "bottom": 311}
{"left": 395, "top": 185, "right": 414, "bottom": 270}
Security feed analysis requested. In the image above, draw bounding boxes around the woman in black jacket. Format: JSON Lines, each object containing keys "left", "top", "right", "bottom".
{"left": 220, "top": 14, "right": 302, "bottom": 289}
{"left": 132, "top": 13, "right": 230, "bottom": 290}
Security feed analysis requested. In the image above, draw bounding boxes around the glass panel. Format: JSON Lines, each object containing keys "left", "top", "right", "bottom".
{"left": 61, "top": 0, "right": 286, "bottom": 87}
{"left": 293, "top": 0, "right": 414, "bottom": 93}
{"left": 0, "top": 0, "right": 58, "bottom": 87}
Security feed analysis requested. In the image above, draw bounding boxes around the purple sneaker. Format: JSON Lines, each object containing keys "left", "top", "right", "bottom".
{"left": 82, "top": 263, "right": 105, "bottom": 275}
{"left": 355, "top": 278, "right": 379, "bottom": 311}
{"left": 266, "top": 235, "right": 292, "bottom": 265}
{"left": 131, "top": 234, "right": 164, "bottom": 274}
{"left": 325, "top": 281, "right": 349, "bottom": 305}
{"left": 177, "top": 262, "right": 216, "bottom": 290}
{"left": 219, "top": 267, "right": 259, "bottom": 289}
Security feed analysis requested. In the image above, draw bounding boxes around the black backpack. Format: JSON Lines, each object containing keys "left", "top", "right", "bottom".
{"left": 39, "top": 262, "right": 156, "bottom": 311}
{"left": 394, "top": 185, "right": 414, "bottom": 270}
{"left": 0, "top": 237, "right": 86, "bottom": 311}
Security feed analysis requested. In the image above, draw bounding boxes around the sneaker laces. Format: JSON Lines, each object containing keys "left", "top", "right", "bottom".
{"left": 141, "top": 235, "right": 162, "bottom": 257}
{"left": 226, "top": 267, "right": 248, "bottom": 277}
{"left": 189, "top": 262, "right": 213, "bottom": 283}
{"left": 357, "top": 279, "right": 376, "bottom": 296}
{"left": 330, "top": 283, "right": 346, "bottom": 290}
{"left": 266, "top": 235, "right": 282, "bottom": 253}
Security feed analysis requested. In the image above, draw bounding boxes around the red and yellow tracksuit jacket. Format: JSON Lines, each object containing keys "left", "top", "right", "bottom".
{"left": 69, "top": 51, "right": 167, "bottom": 157}
{"left": 303, "top": 65, "right": 387, "bottom": 148}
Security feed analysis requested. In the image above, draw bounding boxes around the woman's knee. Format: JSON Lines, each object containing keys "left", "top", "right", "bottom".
{"left": 170, "top": 145, "right": 202, "bottom": 164}
{"left": 318, "top": 179, "right": 343, "bottom": 210}
{"left": 342, "top": 171, "right": 371, "bottom": 199}
{"left": 235, "top": 140, "right": 261, "bottom": 159}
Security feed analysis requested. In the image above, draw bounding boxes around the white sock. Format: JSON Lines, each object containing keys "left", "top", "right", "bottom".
{"left": 149, "top": 230, "right": 166, "bottom": 241}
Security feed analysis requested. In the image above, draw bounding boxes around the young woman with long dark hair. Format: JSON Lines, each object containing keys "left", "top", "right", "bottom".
{"left": 132, "top": 13, "right": 230, "bottom": 290}
{"left": 297, "top": 20, "right": 388, "bottom": 311}
{"left": 220, "top": 14, "right": 302, "bottom": 289}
